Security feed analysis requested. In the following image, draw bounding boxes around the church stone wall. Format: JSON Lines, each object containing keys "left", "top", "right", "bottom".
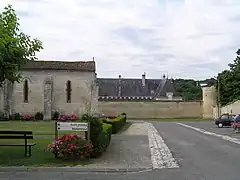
{"left": 12, "top": 70, "right": 97, "bottom": 116}
{"left": 98, "top": 101, "right": 202, "bottom": 119}
{"left": 0, "top": 87, "right": 3, "bottom": 113}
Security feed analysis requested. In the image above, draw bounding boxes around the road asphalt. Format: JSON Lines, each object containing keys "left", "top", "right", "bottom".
{"left": 0, "top": 121, "right": 240, "bottom": 180}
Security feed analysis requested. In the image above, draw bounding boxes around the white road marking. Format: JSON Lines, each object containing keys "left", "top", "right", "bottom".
{"left": 147, "top": 123, "right": 179, "bottom": 169}
{"left": 177, "top": 123, "right": 240, "bottom": 145}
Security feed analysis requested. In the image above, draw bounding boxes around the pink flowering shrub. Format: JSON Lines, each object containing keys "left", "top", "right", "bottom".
{"left": 21, "top": 114, "right": 33, "bottom": 121}
{"left": 58, "top": 114, "right": 78, "bottom": 121}
{"left": 232, "top": 122, "right": 240, "bottom": 129}
{"left": 47, "top": 134, "right": 92, "bottom": 159}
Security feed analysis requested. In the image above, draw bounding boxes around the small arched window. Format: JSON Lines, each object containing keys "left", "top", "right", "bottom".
{"left": 23, "top": 79, "right": 28, "bottom": 103}
{"left": 66, "top": 80, "right": 72, "bottom": 103}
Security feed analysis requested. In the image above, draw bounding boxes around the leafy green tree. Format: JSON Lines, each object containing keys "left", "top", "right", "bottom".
{"left": 0, "top": 5, "right": 43, "bottom": 86}
{"left": 173, "top": 78, "right": 216, "bottom": 101}
{"left": 173, "top": 79, "right": 202, "bottom": 100}
{"left": 218, "top": 51, "right": 240, "bottom": 106}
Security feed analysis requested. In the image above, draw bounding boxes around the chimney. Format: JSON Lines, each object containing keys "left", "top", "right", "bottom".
{"left": 163, "top": 74, "right": 166, "bottom": 79}
{"left": 142, "top": 72, "right": 146, "bottom": 86}
{"left": 118, "top": 75, "right": 121, "bottom": 96}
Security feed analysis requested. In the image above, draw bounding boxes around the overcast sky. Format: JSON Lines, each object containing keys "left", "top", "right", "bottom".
{"left": 1, "top": 0, "right": 240, "bottom": 80}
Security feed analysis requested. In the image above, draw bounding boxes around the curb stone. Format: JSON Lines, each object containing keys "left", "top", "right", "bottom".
{"left": 0, "top": 167, "right": 152, "bottom": 173}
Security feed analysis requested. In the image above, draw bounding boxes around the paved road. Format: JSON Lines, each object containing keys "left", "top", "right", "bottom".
{"left": 183, "top": 121, "right": 240, "bottom": 139}
{"left": 1, "top": 121, "right": 240, "bottom": 180}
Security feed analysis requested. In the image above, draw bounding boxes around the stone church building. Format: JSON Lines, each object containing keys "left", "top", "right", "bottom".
{"left": 0, "top": 60, "right": 98, "bottom": 119}
{"left": 0, "top": 60, "right": 180, "bottom": 119}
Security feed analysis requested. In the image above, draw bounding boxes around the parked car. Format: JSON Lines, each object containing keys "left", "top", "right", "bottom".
{"left": 215, "top": 113, "right": 235, "bottom": 128}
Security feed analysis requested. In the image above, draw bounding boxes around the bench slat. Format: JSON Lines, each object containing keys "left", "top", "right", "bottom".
{"left": 0, "top": 131, "right": 33, "bottom": 135}
{"left": 0, "top": 143, "right": 36, "bottom": 146}
{"left": 0, "top": 136, "right": 33, "bottom": 139}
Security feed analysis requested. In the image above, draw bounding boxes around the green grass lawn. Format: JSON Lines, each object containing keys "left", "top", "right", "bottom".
{"left": 0, "top": 121, "right": 89, "bottom": 167}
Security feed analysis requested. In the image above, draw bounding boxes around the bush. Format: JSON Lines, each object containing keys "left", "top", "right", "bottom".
{"left": 58, "top": 114, "right": 78, "bottom": 121}
{"left": 12, "top": 113, "right": 21, "bottom": 120}
{"left": 0, "top": 111, "right": 8, "bottom": 121}
{"left": 34, "top": 112, "right": 43, "bottom": 120}
{"left": 120, "top": 112, "right": 126, "bottom": 116}
{"left": 103, "top": 114, "right": 126, "bottom": 134}
{"left": 47, "top": 134, "right": 92, "bottom": 159}
{"left": 52, "top": 111, "right": 60, "bottom": 120}
{"left": 106, "top": 116, "right": 117, "bottom": 119}
{"left": 21, "top": 114, "right": 33, "bottom": 121}
{"left": 81, "top": 114, "right": 112, "bottom": 158}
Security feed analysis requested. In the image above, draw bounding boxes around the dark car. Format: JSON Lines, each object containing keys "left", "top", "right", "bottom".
{"left": 215, "top": 113, "right": 235, "bottom": 128}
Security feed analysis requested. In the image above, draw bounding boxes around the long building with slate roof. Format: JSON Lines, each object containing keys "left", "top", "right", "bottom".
{"left": 98, "top": 74, "right": 182, "bottom": 101}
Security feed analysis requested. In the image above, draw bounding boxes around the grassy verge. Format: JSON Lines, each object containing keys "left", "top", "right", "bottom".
{"left": 0, "top": 121, "right": 89, "bottom": 166}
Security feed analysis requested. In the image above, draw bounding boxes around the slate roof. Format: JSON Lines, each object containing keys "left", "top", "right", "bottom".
{"left": 97, "top": 77, "right": 180, "bottom": 98}
{"left": 22, "top": 60, "right": 95, "bottom": 72}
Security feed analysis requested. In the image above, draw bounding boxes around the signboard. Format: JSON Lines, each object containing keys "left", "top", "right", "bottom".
{"left": 54, "top": 121, "right": 90, "bottom": 158}
{"left": 57, "top": 122, "right": 88, "bottom": 131}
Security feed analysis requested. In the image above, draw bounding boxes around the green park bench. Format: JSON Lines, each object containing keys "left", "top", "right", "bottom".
{"left": 0, "top": 131, "right": 36, "bottom": 157}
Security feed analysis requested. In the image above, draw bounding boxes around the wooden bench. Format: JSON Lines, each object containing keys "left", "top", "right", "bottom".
{"left": 0, "top": 131, "right": 36, "bottom": 157}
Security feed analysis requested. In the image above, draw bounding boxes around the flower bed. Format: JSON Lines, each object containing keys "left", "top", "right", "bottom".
{"left": 46, "top": 114, "right": 114, "bottom": 161}
{"left": 232, "top": 122, "right": 240, "bottom": 132}
{"left": 21, "top": 114, "right": 34, "bottom": 121}
{"left": 48, "top": 134, "right": 92, "bottom": 159}
{"left": 58, "top": 114, "right": 78, "bottom": 121}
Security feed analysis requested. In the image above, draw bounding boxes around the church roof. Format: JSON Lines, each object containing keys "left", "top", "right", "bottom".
{"left": 97, "top": 77, "right": 179, "bottom": 99}
{"left": 22, "top": 60, "right": 95, "bottom": 72}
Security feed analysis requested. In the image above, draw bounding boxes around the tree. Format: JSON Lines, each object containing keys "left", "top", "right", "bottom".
{"left": 217, "top": 50, "right": 240, "bottom": 106}
{"left": 0, "top": 5, "right": 43, "bottom": 86}
{"left": 172, "top": 78, "right": 216, "bottom": 101}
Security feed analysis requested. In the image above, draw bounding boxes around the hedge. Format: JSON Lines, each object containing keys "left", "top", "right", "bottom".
{"left": 103, "top": 114, "right": 127, "bottom": 134}
{"left": 82, "top": 114, "right": 112, "bottom": 158}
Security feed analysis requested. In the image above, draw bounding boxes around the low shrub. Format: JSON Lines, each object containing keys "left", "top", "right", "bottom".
{"left": 81, "top": 114, "right": 112, "bottom": 158}
{"left": 21, "top": 114, "right": 33, "bottom": 121}
{"left": 52, "top": 111, "right": 60, "bottom": 120}
{"left": 0, "top": 112, "right": 8, "bottom": 121}
{"left": 34, "top": 112, "right": 43, "bottom": 121}
{"left": 47, "top": 134, "right": 92, "bottom": 159}
{"left": 12, "top": 113, "right": 21, "bottom": 120}
{"left": 58, "top": 114, "right": 78, "bottom": 121}
{"left": 120, "top": 112, "right": 126, "bottom": 116}
{"left": 106, "top": 116, "right": 117, "bottom": 119}
{"left": 233, "top": 122, "right": 240, "bottom": 128}
{"left": 103, "top": 114, "right": 126, "bottom": 134}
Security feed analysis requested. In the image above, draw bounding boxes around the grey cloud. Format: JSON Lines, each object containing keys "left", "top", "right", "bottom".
{"left": 187, "top": 61, "right": 221, "bottom": 71}
{"left": 229, "top": 16, "right": 240, "bottom": 22}
{"left": 112, "top": 27, "right": 167, "bottom": 51}
{"left": 17, "top": 10, "right": 39, "bottom": 18}
{"left": 12, "top": 0, "right": 49, "bottom": 4}
{"left": 187, "top": 32, "right": 224, "bottom": 39}
{"left": 68, "top": 50, "right": 85, "bottom": 58}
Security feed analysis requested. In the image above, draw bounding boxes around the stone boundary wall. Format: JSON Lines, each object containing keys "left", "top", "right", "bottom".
{"left": 215, "top": 100, "right": 240, "bottom": 117}
{"left": 98, "top": 100, "right": 202, "bottom": 119}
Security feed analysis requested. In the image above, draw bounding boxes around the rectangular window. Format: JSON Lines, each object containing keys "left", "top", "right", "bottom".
{"left": 66, "top": 80, "right": 72, "bottom": 103}
{"left": 23, "top": 80, "right": 28, "bottom": 103}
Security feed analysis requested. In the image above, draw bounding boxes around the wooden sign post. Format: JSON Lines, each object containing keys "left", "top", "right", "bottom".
{"left": 54, "top": 121, "right": 90, "bottom": 158}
